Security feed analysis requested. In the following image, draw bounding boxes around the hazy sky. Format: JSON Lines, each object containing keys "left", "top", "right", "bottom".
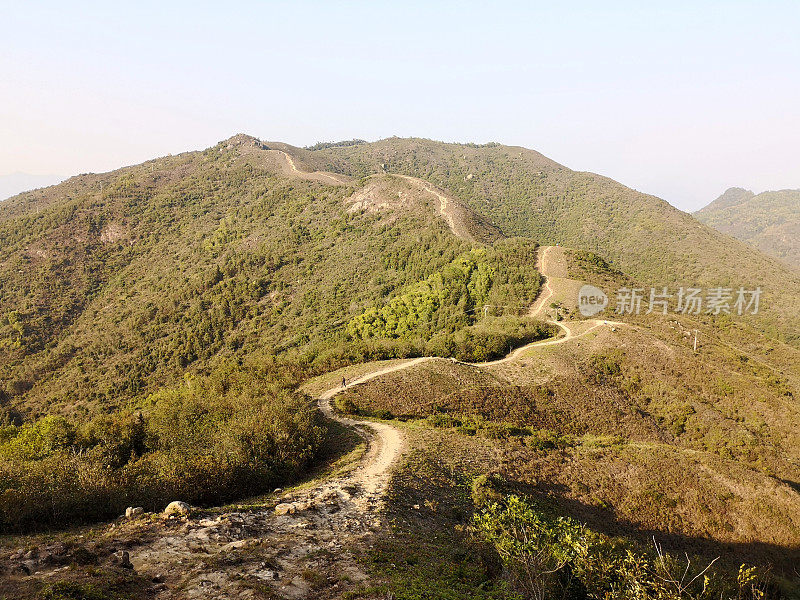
{"left": 2, "top": 1, "right": 798, "bottom": 211}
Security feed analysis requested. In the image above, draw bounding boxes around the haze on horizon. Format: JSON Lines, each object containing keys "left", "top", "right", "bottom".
{"left": 1, "top": 1, "right": 798, "bottom": 212}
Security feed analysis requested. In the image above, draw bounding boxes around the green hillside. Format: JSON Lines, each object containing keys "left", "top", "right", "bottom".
{"left": 308, "top": 138, "right": 800, "bottom": 345}
{"left": 696, "top": 187, "right": 800, "bottom": 269}
{"left": 0, "top": 135, "right": 542, "bottom": 420}
{"left": 0, "top": 135, "right": 546, "bottom": 530}
{"left": 1, "top": 135, "right": 799, "bottom": 598}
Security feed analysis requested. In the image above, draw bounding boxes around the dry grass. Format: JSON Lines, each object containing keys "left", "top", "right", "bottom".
{"left": 338, "top": 315, "right": 800, "bottom": 580}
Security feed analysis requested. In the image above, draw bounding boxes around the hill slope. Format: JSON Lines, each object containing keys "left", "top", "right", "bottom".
{"left": 0, "top": 172, "right": 64, "bottom": 202}
{"left": 307, "top": 138, "right": 800, "bottom": 345}
{"left": 696, "top": 187, "right": 800, "bottom": 269}
{"left": 0, "top": 135, "right": 542, "bottom": 419}
{"left": 2, "top": 138, "right": 800, "bottom": 598}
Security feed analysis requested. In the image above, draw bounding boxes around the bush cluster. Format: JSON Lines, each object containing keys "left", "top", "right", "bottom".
{"left": 0, "top": 362, "right": 323, "bottom": 532}
{"left": 474, "top": 494, "right": 771, "bottom": 600}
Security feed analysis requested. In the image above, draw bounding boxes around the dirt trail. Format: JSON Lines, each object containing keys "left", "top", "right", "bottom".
{"left": 316, "top": 357, "right": 431, "bottom": 498}
{"left": 274, "top": 149, "right": 350, "bottom": 186}
{"left": 467, "top": 246, "right": 625, "bottom": 367}
{"left": 112, "top": 363, "right": 431, "bottom": 599}
{"left": 123, "top": 246, "right": 620, "bottom": 596}
{"left": 392, "top": 174, "right": 458, "bottom": 235}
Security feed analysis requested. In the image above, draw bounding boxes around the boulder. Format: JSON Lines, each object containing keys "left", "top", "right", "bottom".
{"left": 163, "top": 501, "right": 191, "bottom": 517}
{"left": 22, "top": 548, "right": 38, "bottom": 561}
{"left": 274, "top": 503, "right": 295, "bottom": 515}
{"left": 125, "top": 506, "right": 144, "bottom": 518}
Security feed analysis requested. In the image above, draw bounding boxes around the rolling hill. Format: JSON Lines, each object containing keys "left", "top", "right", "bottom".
{"left": 303, "top": 139, "right": 800, "bottom": 345}
{"left": 2, "top": 135, "right": 800, "bottom": 598}
{"left": 696, "top": 187, "right": 800, "bottom": 269}
{"left": 0, "top": 134, "right": 546, "bottom": 420}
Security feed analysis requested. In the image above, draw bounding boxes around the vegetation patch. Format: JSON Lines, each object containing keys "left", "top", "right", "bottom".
{"left": 474, "top": 494, "right": 772, "bottom": 600}
{"left": 0, "top": 358, "right": 323, "bottom": 531}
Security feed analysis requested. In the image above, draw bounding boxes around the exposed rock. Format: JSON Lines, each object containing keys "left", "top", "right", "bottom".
{"left": 255, "top": 569, "right": 280, "bottom": 581}
{"left": 22, "top": 548, "right": 38, "bottom": 561}
{"left": 125, "top": 506, "right": 144, "bottom": 518}
{"left": 111, "top": 550, "right": 133, "bottom": 569}
{"left": 163, "top": 501, "right": 191, "bottom": 517}
{"left": 220, "top": 539, "right": 260, "bottom": 552}
{"left": 47, "top": 542, "right": 67, "bottom": 556}
{"left": 274, "top": 503, "right": 295, "bottom": 515}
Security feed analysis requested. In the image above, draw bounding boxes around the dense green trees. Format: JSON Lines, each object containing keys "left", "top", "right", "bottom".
{"left": 346, "top": 240, "right": 545, "bottom": 359}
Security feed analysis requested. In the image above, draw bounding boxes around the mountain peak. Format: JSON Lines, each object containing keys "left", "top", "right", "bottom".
{"left": 219, "top": 133, "right": 267, "bottom": 150}
{"left": 698, "top": 187, "right": 755, "bottom": 213}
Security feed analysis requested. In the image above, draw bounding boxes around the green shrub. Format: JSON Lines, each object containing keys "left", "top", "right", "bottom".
{"left": 0, "top": 362, "right": 325, "bottom": 532}
{"left": 524, "top": 429, "right": 574, "bottom": 452}
{"left": 474, "top": 495, "right": 770, "bottom": 600}
{"left": 0, "top": 415, "right": 75, "bottom": 461}
{"left": 40, "top": 581, "right": 109, "bottom": 600}
{"left": 588, "top": 350, "right": 623, "bottom": 383}
{"left": 426, "top": 414, "right": 462, "bottom": 428}
{"left": 334, "top": 395, "right": 360, "bottom": 415}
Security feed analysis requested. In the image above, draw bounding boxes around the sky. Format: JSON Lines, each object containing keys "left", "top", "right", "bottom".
{"left": 1, "top": 1, "right": 798, "bottom": 211}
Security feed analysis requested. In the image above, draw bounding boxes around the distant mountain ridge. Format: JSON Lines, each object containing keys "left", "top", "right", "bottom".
{"left": 0, "top": 172, "right": 65, "bottom": 201}
{"left": 696, "top": 187, "right": 800, "bottom": 269}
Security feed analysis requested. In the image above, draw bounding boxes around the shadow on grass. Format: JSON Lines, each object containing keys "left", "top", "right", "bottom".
{"left": 370, "top": 448, "right": 800, "bottom": 596}
{"left": 515, "top": 479, "right": 800, "bottom": 583}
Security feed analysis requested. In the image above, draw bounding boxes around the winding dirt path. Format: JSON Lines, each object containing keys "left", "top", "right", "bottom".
{"left": 466, "top": 246, "right": 625, "bottom": 366}
{"left": 23, "top": 165, "right": 628, "bottom": 599}
{"left": 316, "top": 357, "right": 431, "bottom": 498}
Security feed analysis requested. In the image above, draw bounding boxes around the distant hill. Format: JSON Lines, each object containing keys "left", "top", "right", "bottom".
{"left": 0, "top": 172, "right": 64, "bottom": 201}
{"left": 696, "top": 187, "right": 800, "bottom": 269}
